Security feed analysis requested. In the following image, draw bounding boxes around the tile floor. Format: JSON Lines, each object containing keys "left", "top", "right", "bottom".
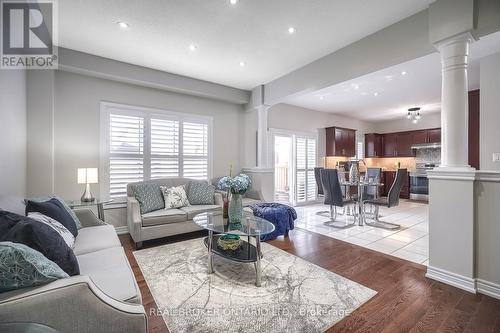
{"left": 294, "top": 200, "right": 429, "bottom": 265}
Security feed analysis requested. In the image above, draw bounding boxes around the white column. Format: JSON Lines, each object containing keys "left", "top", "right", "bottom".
{"left": 437, "top": 33, "right": 474, "bottom": 170}
{"left": 256, "top": 105, "right": 270, "bottom": 168}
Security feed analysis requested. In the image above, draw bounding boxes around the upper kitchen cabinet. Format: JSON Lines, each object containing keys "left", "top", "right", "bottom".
{"left": 427, "top": 128, "right": 441, "bottom": 143}
{"left": 383, "top": 133, "right": 398, "bottom": 157}
{"left": 325, "top": 127, "right": 356, "bottom": 157}
{"left": 412, "top": 130, "right": 428, "bottom": 145}
{"left": 365, "top": 133, "right": 384, "bottom": 157}
{"left": 396, "top": 132, "right": 414, "bottom": 157}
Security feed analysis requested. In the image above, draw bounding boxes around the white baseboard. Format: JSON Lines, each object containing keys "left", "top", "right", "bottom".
{"left": 114, "top": 226, "right": 129, "bottom": 235}
{"left": 477, "top": 279, "right": 500, "bottom": 300}
{"left": 426, "top": 266, "right": 476, "bottom": 293}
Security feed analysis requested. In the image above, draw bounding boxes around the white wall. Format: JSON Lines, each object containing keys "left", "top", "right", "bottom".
{"left": 371, "top": 112, "right": 441, "bottom": 133}
{"left": 267, "top": 103, "right": 375, "bottom": 162}
{"left": 0, "top": 70, "right": 27, "bottom": 214}
{"left": 52, "top": 71, "right": 243, "bottom": 201}
{"left": 480, "top": 52, "right": 500, "bottom": 171}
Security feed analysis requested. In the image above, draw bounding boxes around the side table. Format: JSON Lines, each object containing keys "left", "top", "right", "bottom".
{"left": 66, "top": 199, "right": 113, "bottom": 221}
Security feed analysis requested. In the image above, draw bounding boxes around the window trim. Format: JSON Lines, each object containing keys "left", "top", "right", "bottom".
{"left": 100, "top": 101, "right": 213, "bottom": 201}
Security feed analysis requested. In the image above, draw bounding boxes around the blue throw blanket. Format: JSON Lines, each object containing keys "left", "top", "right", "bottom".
{"left": 249, "top": 203, "right": 297, "bottom": 241}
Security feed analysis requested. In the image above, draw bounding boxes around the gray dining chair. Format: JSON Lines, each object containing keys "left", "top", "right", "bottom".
{"left": 362, "top": 168, "right": 407, "bottom": 230}
{"left": 314, "top": 167, "right": 330, "bottom": 217}
{"left": 362, "top": 167, "right": 382, "bottom": 217}
{"left": 321, "top": 168, "right": 357, "bottom": 228}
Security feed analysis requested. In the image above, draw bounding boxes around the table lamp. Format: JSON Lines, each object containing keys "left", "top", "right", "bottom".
{"left": 77, "top": 168, "right": 98, "bottom": 202}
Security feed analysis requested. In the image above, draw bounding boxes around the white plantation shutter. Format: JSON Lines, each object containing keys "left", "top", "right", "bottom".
{"left": 151, "top": 118, "right": 180, "bottom": 179}
{"left": 183, "top": 122, "right": 208, "bottom": 179}
{"left": 102, "top": 104, "right": 212, "bottom": 200}
{"left": 294, "top": 136, "right": 317, "bottom": 204}
{"left": 109, "top": 114, "right": 144, "bottom": 198}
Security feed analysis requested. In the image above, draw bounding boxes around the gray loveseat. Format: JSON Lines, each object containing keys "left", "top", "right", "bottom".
{"left": 0, "top": 209, "right": 147, "bottom": 333}
{"left": 127, "top": 178, "right": 223, "bottom": 248}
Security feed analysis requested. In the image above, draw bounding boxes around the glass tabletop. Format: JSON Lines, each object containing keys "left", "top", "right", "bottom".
{"left": 193, "top": 211, "right": 275, "bottom": 237}
{"left": 66, "top": 199, "right": 113, "bottom": 208}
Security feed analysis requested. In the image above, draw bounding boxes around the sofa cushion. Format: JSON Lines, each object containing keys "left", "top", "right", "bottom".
{"left": 161, "top": 185, "right": 190, "bottom": 209}
{"left": 180, "top": 205, "right": 222, "bottom": 220}
{"left": 27, "top": 212, "right": 75, "bottom": 249}
{"left": 25, "top": 198, "right": 78, "bottom": 237}
{"left": 0, "top": 211, "right": 80, "bottom": 276}
{"left": 0, "top": 242, "right": 69, "bottom": 292}
{"left": 142, "top": 209, "right": 187, "bottom": 227}
{"left": 73, "top": 225, "right": 121, "bottom": 256}
{"left": 131, "top": 183, "right": 165, "bottom": 214}
{"left": 187, "top": 181, "right": 215, "bottom": 205}
{"left": 77, "top": 247, "right": 141, "bottom": 304}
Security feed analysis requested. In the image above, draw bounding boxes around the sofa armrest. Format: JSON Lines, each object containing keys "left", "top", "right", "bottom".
{"left": 127, "top": 197, "right": 142, "bottom": 243}
{"left": 0, "top": 276, "right": 147, "bottom": 333}
{"left": 214, "top": 192, "right": 224, "bottom": 206}
{"left": 74, "top": 208, "right": 107, "bottom": 227}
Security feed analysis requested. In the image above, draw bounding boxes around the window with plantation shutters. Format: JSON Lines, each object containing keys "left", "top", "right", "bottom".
{"left": 108, "top": 114, "right": 144, "bottom": 199}
{"left": 101, "top": 103, "right": 212, "bottom": 200}
{"left": 294, "top": 136, "right": 317, "bottom": 204}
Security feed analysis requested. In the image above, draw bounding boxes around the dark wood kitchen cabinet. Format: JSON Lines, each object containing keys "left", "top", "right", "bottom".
{"left": 412, "top": 130, "right": 428, "bottom": 145}
{"left": 427, "top": 128, "right": 441, "bottom": 143}
{"left": 326, "top": 127, "right": 356, "bottom": 157}
{"left": 397, "top": 132, "right": 414, "bottom": 157}
{"left": 382, "top": 171, "right": 409, "bottom": 199}
{"left": 364, "top": 133, "right": 384, "bottom": 157}
{"left": 383, "top": 134, "right": 398, "bottom": 157}
{"left": 468, "top": 89, "right": 480, "bottom": 169}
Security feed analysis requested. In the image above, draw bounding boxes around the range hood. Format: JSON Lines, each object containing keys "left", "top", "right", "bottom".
{"left": 411, "top": 142, "right": 441, "bottom": 149}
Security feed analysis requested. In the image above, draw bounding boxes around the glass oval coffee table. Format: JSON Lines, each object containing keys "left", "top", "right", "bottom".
{"left": 193, "top": 211, "right": 275, "bottom": 287}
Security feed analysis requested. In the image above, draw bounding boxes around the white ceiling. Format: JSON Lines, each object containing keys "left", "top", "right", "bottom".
{"left": 283, "top": 31, "right": 500, "bottom": 122}
{"left": 58, "top": 0, "right": 435, "bottom": 90}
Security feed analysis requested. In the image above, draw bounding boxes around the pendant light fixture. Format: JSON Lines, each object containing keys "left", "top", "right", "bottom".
{"left": 407, "top": 107, "right": 421, "bottom": 124}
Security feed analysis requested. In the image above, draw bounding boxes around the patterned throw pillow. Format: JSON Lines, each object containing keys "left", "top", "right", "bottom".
{"left": 0, "top": 241, "right": 69, "bottom": 292}
{"left": 187, "top": 181, "right": 215, "bottom": 205}
{"left": 132, "top": 183, "right": 165, "bottom": 214}
{"left": 161, "top": 185, "right": 190, "bottom": 209}
{"left": 28, "top": 212, "right": 75, "bottom": 249}
{"left": 25, "top": 198, "right": 78, "bottom": 237}
{"left": 25, "top": 196, "right": 83, "bottom": 229}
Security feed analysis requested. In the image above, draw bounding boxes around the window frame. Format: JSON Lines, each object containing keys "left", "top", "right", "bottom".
{"left": 100, "top": 101, "right": 213, "bottom": 202}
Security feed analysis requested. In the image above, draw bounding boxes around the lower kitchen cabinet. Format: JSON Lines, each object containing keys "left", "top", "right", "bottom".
{"left": 381, "top": 171, "right": 409, "bottom": 199}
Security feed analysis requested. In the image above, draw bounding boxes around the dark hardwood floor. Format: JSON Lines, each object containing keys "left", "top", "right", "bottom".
{"left": 120, "top": 228, "right": 500, "bottom": 333}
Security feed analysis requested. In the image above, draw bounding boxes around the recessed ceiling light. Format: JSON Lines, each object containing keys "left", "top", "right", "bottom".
{"left": 117, "top": 21, "right": 129, "bottom": 29}
{"left": 229, "top": 0, "right": 238, "bottom": 5}
{"left": 319, "top": 95, "right": 324, "bottom": 100}
{"left": 239, "top": 61, "right": 246, "bottom": 67}
{"left": 401, "top": 71, "right": 408, "bottom": 76}
{"left": 188, "top": 44, "right": 197, "bottom": 52}
{"left": 351, "top": 83, "right": 359, "bottom": 90}
{"left": 373, "top": 92, "right": 379, "bottom": 96}
{"left": 288, "top": 26, "right": 296, "bottom": 34}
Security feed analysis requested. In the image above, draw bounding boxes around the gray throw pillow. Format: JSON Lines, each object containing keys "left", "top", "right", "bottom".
{"left": 132, "top": 183, "right": 165, "bottom": 214}
{"left": 187, "top": 181, "right": 215, "bottom": 205}
{"left": 0, "top": 241, "right": 69, "bottom": 292}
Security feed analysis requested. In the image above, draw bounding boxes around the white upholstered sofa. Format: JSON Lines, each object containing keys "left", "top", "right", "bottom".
{"left": 0, "top": 209, "right": 147, "bottom": 333}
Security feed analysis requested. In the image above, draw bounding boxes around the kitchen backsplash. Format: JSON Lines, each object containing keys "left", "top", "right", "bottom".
{"left": 416, "top": 148, "right": 441, "bottom": 163}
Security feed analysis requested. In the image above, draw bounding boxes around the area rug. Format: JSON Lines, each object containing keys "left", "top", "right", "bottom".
{"left": 133, "top": 238, "right": 376, "bottom": 333}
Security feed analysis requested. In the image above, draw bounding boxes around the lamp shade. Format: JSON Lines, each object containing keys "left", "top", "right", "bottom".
{"left": 77, "top": 168, "right": 99, "bottom": 184}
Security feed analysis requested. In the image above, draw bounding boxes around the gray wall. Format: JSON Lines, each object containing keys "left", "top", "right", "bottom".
{"left": 480, "top": 52, "right": 500, "bottom": 171}
{"left": 0, "top": 70, "right": 27, "bottom": 214}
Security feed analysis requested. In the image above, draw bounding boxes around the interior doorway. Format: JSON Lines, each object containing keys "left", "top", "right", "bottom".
{"left": 271, "top": 130, "right": 317, "bottom": 206}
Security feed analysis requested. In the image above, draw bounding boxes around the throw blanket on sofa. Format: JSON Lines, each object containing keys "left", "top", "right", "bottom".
{"left": 249, "top": 203, "right": 297, "bottom": 241}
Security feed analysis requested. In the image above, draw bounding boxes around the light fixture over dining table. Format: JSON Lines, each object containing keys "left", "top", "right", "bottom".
{"left": 407, "top": 107, "right": 421, "bottom": 124}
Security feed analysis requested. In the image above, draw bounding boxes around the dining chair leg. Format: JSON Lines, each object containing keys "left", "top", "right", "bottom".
{"left": 324, "top": 204, "right": 355, "bottom": 229}
{"left": 364, "top": 204, "right": 400, "bottom": 230}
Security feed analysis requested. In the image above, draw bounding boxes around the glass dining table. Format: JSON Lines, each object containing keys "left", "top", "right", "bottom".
{"left": 340, "top": 179, "right": 384, "bottom": 225}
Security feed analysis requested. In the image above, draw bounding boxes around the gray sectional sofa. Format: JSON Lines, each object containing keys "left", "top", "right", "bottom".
{"left": 0, "top": 209, "right": 147, "bottom": 333}
{"left": 127, "top": 178, "right": 223, "bottom": 248}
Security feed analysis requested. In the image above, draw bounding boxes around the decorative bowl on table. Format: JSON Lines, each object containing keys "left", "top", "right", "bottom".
{"left": 217, "top": 234, "right": 242, "bottom": 251}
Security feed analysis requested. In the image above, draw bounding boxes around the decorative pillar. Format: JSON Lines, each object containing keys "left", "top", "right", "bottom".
{"left": 426, "top": 33, "right": 477, "bottom": 293}
{"left": 437, "top": 33, "right": 474, "bottom": 171}
{"left": 256, "top": 105, "right": 270, "bottom": 168}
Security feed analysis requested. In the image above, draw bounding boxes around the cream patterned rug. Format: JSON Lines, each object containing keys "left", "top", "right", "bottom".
{"left": 133, "top": 238, "right": 376, "bottom": 333}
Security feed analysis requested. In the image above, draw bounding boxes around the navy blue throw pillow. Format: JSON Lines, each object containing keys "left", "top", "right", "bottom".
{"left": 0, "top": 211, "right": 80, "bottom": 276}
{"left": 25, "top": 198, "right": 78, "bottom": 237}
